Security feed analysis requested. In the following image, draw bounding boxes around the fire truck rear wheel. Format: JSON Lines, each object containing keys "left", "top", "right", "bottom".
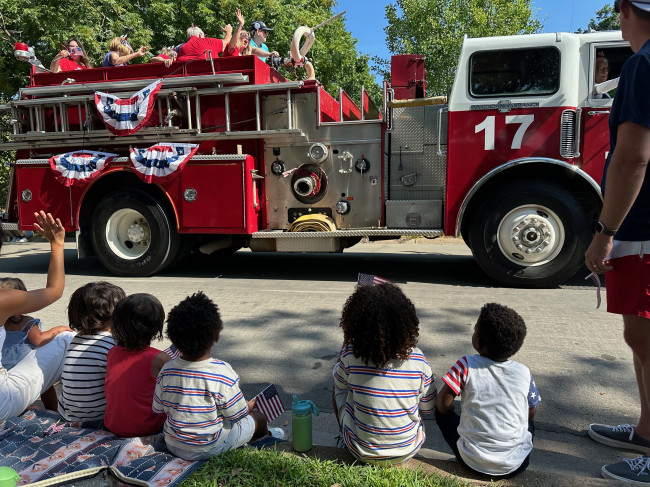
{"left": 91, "top": 189, "right": 180, "bottom": 277}
{"left": 468, "top": 181, "right": 591, "bottom": 288}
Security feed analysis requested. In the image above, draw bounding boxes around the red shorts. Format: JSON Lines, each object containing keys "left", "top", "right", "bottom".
{"left": 606, "top": 254, "right": 650, "bottom": 319}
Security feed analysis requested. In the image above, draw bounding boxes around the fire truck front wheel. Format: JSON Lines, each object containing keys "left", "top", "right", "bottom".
{"left": 91, "top": 190, "right": 179, "bottom": 277}
{"left": 468, "top": 181, "right": 591, "bottom": 288}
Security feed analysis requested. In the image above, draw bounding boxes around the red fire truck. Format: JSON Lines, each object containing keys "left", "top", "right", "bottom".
{"left": 1, "top": 30, "right": 629, "bottom": 287}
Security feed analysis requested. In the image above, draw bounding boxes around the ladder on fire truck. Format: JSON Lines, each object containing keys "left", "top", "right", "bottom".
{"left": 0, "top": 73, "right": 312, "bottom": 150}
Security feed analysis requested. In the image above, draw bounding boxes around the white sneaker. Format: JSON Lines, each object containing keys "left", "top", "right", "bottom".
{"left": 17, "top": 238, "right": 28, "bottom": 243}
{"left": 268, "top": 427, "right": 285, "bottom": 440}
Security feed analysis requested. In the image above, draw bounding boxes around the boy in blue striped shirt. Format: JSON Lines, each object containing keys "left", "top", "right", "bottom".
{"left": 332, "top": 283, "right": 437, "bottom": 464}
{"left": 153, "top": 292, "right": 269, "bottom": 460}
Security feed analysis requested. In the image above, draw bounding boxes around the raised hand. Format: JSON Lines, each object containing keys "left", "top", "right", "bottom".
{"left": 236, "top": 8, "right": 245, "bottom": 27}
{"left": 33, "top": 211, "right": 64, "bottom": 245}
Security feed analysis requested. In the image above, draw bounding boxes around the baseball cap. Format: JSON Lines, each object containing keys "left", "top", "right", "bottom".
{"left": 631, "top": 0, "right": 650, "bottom": 11}
{"left": 251, "top": 21, "right": 272, "bottom": 32}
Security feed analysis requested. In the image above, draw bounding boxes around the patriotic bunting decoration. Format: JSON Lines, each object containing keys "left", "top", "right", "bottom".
{"left": 357, "top": 273, "right": 391, "bottom": 286}
{"left": 49, "top": 150, "right": 117, "bottom": 186}
{"left": 129, "top": 143, "right": 198, "bottom": 183}
{"left": 255, "top": 384, "right": 285, "bottom": 422}
{"left": 95, "top": 78, "right": 163, "bottom": 136}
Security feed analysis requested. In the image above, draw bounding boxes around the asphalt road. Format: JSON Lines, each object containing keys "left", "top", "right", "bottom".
{"left": 0, "top": 238, "right": 634, "bottom": 484}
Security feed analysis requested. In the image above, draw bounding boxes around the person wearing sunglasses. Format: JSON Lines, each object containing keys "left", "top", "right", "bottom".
{"left": 585, "top": 0, "right": 650, "bottom": 483}
{"left": 50, "top": 37, "right": 92, "bottom": 72}
{"left": 249, "top": 20, "right": 281, "bottom": 61}
{"left": 102, "top": 36, "right": 148, "bottom": 67}
{"left": 224, "top": 9, "right": 252, "bottom": 57}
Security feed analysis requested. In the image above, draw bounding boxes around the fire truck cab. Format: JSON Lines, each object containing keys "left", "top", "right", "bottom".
{"left": 1, "top": 30, "right": 629, "bottom": 287}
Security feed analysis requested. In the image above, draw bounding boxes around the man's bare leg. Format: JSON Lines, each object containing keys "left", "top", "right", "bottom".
{"left": 623, "top": 314, "right": 650, "bottom": 439}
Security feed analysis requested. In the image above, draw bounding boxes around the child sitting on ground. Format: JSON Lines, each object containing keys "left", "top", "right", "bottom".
{"left": 332, "top": 283, "right": 437, "bottom": 465}
{"left": 435, "top": 303, "right": 540, "bottom": 477}
{"left": 58, "top": 281, "right": 126, "bottom": 422}
{"left": 0, "top": 278, "right": 72, "bottom": 370}
{"left": 153, "top": 291, "right": 271, "bottom": 460}
{"left": 104, "top": 293, "right": 171, "bottom": 437}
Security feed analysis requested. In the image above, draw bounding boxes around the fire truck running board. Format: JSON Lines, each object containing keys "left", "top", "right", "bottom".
{"left": 251, "top": 229, "right": 444, "bottom": 238}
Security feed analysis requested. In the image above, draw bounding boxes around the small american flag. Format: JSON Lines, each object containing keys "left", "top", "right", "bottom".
{"left": 357, "top": 273, "right": 391, "bottom": 286}
{"left": 163, "top": 344, "right": 181, "bottom": 359}
{"left": 255, "top": 384, "right": 285, "bottom": 422}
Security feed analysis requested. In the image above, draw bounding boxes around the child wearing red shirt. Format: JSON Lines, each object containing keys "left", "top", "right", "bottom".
{"left": 104, "top": 294, "right": 172, "bottom": 437}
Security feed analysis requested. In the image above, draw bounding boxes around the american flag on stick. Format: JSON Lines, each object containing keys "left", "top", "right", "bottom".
{"left": 357, "top": 273, "right": 391, "bottom": 286}
{"left": 255, "top": 384, "right": 285, "bottom": 422}
{"left": 163, "top": 344, "right": 181, "bottom": 359}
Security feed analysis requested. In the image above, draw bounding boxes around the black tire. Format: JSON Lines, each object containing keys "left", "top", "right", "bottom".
{"left": 467, "top": 180, "right": 591, "bottom": 288}
{"left": 91, "top": 189, "right": 179, "bottom": 276}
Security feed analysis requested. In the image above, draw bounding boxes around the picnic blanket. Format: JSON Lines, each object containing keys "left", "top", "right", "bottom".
{"left": 0, "top": 408, "right": 203, "bottom": 486}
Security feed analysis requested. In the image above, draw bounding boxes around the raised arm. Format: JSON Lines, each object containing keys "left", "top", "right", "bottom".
{"left": 109, "top": 46, "right": 148, "bottom": 66}
{"left": 49, "top": 50, "right": 69, "bottom": 73}
{"left": 227, "top": 9, "right": 245, "bottom": 54}
{"left": 221, "top": 24, "right": 233, "bottom": 50}
{"left": 0, "top": 212, "right": 65, "bottom": 324}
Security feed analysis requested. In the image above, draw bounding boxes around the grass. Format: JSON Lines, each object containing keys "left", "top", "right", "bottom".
{"left": 180, "top": 447, "right": 471, "bottom": 487}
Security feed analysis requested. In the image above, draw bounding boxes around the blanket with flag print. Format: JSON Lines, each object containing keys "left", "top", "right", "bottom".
{"left": 0, "top": 408, "right": 203, "bottom": 486}
{"left": 130, "top": 143, "right": 198, "bottom": 183}
{"left": 49, "top": 150, "right": 117, "bottom": 186}
{"left": 95, "top": 78, "right": 163, "bottom": 136}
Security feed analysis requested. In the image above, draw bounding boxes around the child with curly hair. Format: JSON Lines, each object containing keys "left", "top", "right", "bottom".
{"left": 104, "top": 294, "right": 172, "bottom": 437}
{"left": 153, "top": 291, "right": 272, "bottom": 460}
{"left": 435, "top": 303, "right": 540, "bottom": 477}
{"left": 58, "top": 282, "right": 126, "bottom": 422}
{"left": 332, "top": 283, "right": 437, "bottom": 465}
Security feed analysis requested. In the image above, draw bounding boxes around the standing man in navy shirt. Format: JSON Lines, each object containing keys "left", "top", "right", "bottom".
{"left": 584, "top": 0, "right": 650, "bottom": 482}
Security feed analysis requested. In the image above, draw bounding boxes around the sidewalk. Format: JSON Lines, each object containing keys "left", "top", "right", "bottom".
{"left": 274, "top": 411, "right": 623, "bottom": 486}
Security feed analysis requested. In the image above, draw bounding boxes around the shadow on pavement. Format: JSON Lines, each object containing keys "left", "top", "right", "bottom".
{"left": 0, "top": 244, "right": 597, "bottom": 289}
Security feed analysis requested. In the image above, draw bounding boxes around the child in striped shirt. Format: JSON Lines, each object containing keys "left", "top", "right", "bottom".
{"left": 153, "top": 291, "right": 270, "bottom": 460}
{"left": 58, "top": 282, "right": 126, "bottom": 422}
{"left": 435, "top": 303, "right": 540, "bottom": 477}
{"left": 332, "top": 283, "right": 437, "bottom": 465}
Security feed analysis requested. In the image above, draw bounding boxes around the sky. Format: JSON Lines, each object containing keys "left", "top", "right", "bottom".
{"left": 335, "top": 0, "right": 602, "bottom": 63}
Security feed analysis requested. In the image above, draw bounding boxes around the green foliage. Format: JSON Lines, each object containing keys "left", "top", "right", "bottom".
{"left": 180, "top": 446, "right": 471, "bottom": 487}
{"left": 0, "top": 96, "right": 13, "bottom": 210}
{"left": 377, "top": 0, "right": 544, "bottom": 96}
{"left": 0, "top": 0, "right": 379, "bottom": 102}
{"left": 577, "top": 4, "right": 619, "bottom": 32}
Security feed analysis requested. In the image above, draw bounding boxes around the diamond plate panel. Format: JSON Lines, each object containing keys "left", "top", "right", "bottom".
{"left": 275, "top": 237, "right": 341, "bottom": 252}
{"left": 389, "top": 147, "right": 447, "bottom": 200}
{"left": 391, "top": 107, "right": 424, "bottom": 152}
{"left": 424, "top": 104, "right": 448, "bottom": 146}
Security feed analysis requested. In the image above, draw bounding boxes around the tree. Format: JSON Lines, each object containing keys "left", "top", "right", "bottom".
{"left": 0, "top": 0, "right": 380, "bottom": 208}
{"left": 577, "top": 4, "right": 619, "bottom": 32}
{"left": 377, "top": 0, "right": 544, "bottom": 96}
